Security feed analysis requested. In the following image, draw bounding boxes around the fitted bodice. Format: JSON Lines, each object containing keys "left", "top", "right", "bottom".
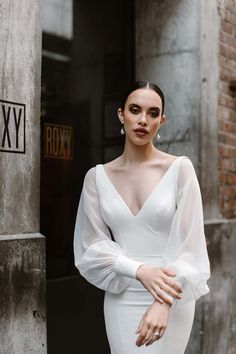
{"left": 95, "top": 157, "right": 182, "bottom": 262}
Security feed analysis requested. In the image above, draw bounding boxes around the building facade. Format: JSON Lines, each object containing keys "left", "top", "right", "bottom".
{"left": 0, "top": 0, "right": 235, "bottom": 353}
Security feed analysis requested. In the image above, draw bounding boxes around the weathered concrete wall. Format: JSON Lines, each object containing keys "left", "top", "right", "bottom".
{"left": 135, "top": 0, "right": 201, "bottom": 169}
{"left": 0, "top": 234, "right": 46, "bottom": 353}
{"left": 135, "top": 0, "right": 220, "bottom": 220}
{"left": 42, "top": 0, "right": 73, "bottom": 40}
{"left": 0, "top": 0, "right": 42, "bottom": 234}
{"left": 200, "top": 0, "right": 220, "bottom": 220}
{"left": 135, "top": 1, "right": 236, "bottom": 353}
{"left": 0, "top": 1, "right": 46, "bottom": 352}
{"left": 186, "top": 220, "right": 236, "bottom": 354}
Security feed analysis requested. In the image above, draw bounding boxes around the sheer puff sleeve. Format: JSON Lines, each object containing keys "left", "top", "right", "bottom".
{"left": 164, "top": 157, "right": 210, "bottom": 304}
{"left": 73, "top": 167, "right": 143, "bottom": 294}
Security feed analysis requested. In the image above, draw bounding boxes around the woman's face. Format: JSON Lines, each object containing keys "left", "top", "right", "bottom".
{"left": 117, "top": 88, "right": 166, "bottom": 146}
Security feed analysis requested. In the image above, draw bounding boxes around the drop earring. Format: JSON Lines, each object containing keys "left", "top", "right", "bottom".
{"left": 156, "top": 132, "right": 161, "bottom": 141}
{"left": 120, "top": 124, "right": 125, "bottom": 135}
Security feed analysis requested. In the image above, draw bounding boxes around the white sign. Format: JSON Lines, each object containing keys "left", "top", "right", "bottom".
{"left": 0, "top": 100, "right": 26, "bottom": 153}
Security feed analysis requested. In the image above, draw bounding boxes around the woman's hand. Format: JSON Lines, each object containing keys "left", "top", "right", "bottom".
{"left": 135, "top": 301, "right": 170, "bottom": 347}
{"left": 135, "top": 265, "right": 182, "bottom": 304}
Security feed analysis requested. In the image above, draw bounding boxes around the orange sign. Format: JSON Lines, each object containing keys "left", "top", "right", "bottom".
{"left": 44, "top": 123, "right": 73, "bottom": 160}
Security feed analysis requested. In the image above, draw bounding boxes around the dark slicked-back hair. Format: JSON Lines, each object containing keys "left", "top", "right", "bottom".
{"left": 120, "top": 80, "right": 165, "bottom": 115}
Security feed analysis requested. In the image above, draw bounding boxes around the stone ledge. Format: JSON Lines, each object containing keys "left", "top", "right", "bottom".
{"left": 0, "top": 232, "right": 45, "bottom": 241}
{"left": 205, "top": 218, "right": 236, "bottom": 225}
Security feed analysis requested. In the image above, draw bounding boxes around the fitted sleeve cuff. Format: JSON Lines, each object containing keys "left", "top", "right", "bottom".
{"left": 115, "top": 254, "right": 144, "bottom": 279}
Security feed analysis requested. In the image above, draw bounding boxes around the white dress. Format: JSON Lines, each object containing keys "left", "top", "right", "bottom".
{"left": 73, "top": 155, "right": 210, "bottom": 354}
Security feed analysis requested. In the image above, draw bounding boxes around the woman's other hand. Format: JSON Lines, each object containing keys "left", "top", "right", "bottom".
{"left": 135, "top": 301, "right": 170, "bottom": 347}
{"left": 135, "top": 265, "right": 182, "bottom": 304}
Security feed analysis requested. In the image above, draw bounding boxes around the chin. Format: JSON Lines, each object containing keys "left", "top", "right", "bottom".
{"left": 129, "top": 137, "right": 152, "bottom": 146}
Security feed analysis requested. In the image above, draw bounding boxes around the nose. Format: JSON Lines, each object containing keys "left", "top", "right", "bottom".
{"left": 138, "top": 112, "right": 147, "bottom": 126}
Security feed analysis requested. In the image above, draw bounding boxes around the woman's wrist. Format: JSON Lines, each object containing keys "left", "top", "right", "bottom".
{"left": 135, "top": 264, "right": 148, "bottom": 280}
{"left": 153, "top": 299, "right": 171, "bottom": 308}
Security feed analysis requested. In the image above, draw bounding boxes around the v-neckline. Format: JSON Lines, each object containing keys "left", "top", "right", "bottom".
{"left": 100, "top": 156, "right": 184, "bottom": 218}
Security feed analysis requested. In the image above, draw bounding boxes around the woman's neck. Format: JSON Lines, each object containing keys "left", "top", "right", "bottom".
{"left": 121, "top": 139, "right": 158, "bottom": 166}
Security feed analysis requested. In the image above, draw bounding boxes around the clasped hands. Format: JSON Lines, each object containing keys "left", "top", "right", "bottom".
{"left": 134, "top": 265, "right": 182, "bottom": 347}
{"left": 136, "top": 265, "right": 182, "bottom": 305}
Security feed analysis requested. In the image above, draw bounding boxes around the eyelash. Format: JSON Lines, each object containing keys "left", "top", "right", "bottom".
{"left": 130, "top": 107, "right": 139, "bottom": 114}
{"left": 150, "top": 111, "right": 159, "bottom": 118}
{"left": 130, "top": 107, "right": 159, "bottom": 118}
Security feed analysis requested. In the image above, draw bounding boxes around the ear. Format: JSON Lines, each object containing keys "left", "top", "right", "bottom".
{"left": 117, "top": 108, "right": 124, "bottom": 124}
{"left": 160, "top": 114, "right": 167, "bottom": 126}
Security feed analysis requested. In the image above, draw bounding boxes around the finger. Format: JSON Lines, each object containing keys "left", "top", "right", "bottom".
{"left": 135, "top": 316, "right": 144, "bottom": 334}
{"left": 146, "top": 330, "right": 161, "bottom": 346}
{"left": 159, "top": 326, "right": 166, "bottom": 338}
{"left": 150, "top": 289, "right": 163, "bottom": 303}
{"left": 162, "top": 268, "right": 176, "bottom": 276}
{"left": 164, "top": 277, "right": 182, "bottom": 293}
{"left": 154, "top": 288, "right": 174, "bottom": 305}
{"left": 135, "top": 325, "right": 146, "bottom": 346}
{"left": 136, "top": 333, "right": 146, "bottom": 347}
{"left": 146, "top": 336, "right": 155, "bottom": 346}
{"left": 136, "top": 325, "right": 148, "bottom": 347}
{"left": 155, "top": 282, "right": 180, "bottom": 302}
{"left": 146, "top": 338, "right": 155, "bottom": 346}
{"left": 161, "top": 283, "right": 182, "bottom": 299}
{"left": 142, "top": 327, "right": 154, "bottom": 346}
{"left": 146, "top": 337, "right": 156, "bottom": 346}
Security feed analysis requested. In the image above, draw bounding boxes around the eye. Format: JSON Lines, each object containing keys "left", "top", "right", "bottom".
{"left": 130, "top": 106, "right": 140, "bottom": 114}
{"left": 149, "top": 109, "right": 160, "bottom": 118}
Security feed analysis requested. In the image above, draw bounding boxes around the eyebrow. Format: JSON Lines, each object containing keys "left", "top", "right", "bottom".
{"left": 128, "top": 103, "right": 160, "bottom": 110}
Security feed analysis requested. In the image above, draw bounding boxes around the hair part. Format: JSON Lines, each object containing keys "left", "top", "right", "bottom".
{"left": 120, "top": 80, "right": 165, "bottom": 115}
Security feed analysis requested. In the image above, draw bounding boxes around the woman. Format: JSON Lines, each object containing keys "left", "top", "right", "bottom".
{"left": 73, "top": 81, "right": 210, "bottom": 353}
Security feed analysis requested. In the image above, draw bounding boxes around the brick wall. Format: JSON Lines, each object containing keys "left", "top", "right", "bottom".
{"left": 218, "top": 0, "right": 236, "bottom": 218}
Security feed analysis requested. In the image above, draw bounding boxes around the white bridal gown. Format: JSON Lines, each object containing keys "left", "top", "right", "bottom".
{"left": 74, "top": 155, "right": 210, "bottom": 354}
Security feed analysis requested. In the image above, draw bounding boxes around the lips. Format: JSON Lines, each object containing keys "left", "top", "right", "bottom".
{"left": 134, "top": 128, "right": 148, "bottom": 135}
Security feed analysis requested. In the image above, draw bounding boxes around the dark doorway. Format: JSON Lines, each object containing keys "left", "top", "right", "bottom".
{"left": 40, "top": 1, "right": 134, "bottom": 352}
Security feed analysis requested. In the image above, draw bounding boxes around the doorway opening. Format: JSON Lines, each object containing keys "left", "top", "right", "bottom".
{"left": 41, "top": 1, "right": 135, "bottom": 352}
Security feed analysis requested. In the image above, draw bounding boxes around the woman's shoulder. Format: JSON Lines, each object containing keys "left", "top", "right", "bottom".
{"left": 160, "top": 150, "right": 192, "bottom": 161}
{"left": 175, "top": 155, "right": 197, "bottom": 182}
{"left": 85, "top": 166, "right": 96, "bottom": 177}
{"left": 84, "top": 163, "right": 107, "bottom": 185}
{"left": 83, "top": 157, "right": 120, "bottom": 183}
{"left": 83, "top": 166, "right": 97, "bottom": 187}
{"left": 155, "top": 152, "right": 196, "bottom": 182}
{"left": 154, "top": 151, "right": 191, "bottom": 168}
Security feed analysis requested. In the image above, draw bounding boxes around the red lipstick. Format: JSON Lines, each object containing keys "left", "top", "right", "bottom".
{"left": 134, "top": 128, "right": 148, "bottom": 136}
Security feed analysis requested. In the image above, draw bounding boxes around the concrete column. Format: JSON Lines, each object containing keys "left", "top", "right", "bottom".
{"left": 135, "top": 0, "right": 220, "bottom": 219}
{"left": 0, "top": 1, "right": 46, "bottom": 353}
{"left": 200, "top": 0, "right": 220, "bottom": 220}
{"left": 135, "top": 0, "right": 201, "bottom": 168}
